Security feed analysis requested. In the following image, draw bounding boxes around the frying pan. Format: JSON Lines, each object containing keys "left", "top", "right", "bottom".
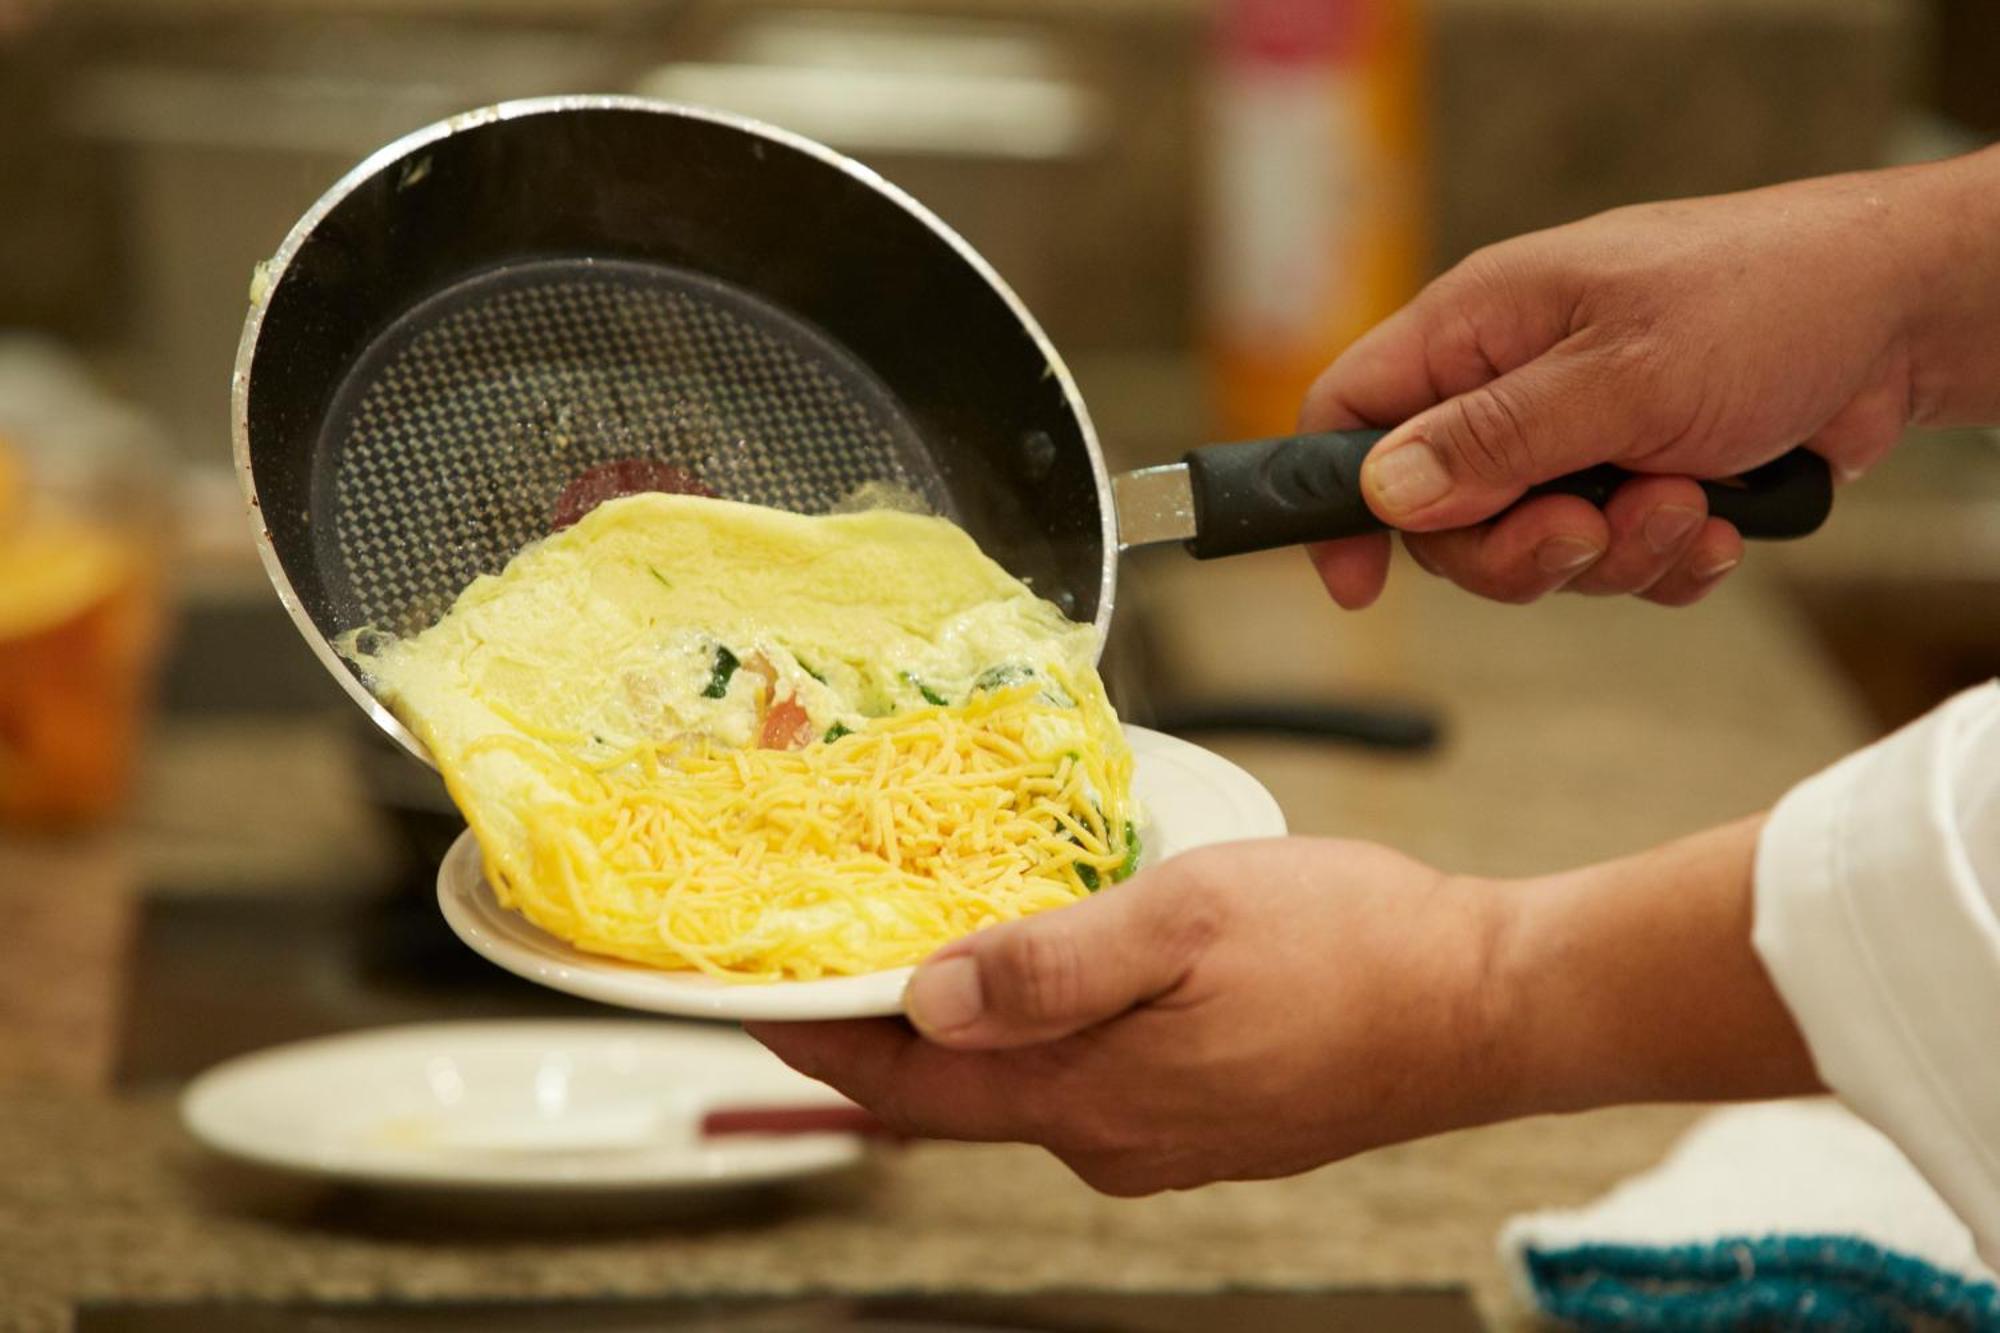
{"left": 234, "top": 96, "right": 1832, "bottom": 766}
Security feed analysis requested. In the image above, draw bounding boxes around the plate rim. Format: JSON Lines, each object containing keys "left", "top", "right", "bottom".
{"left": 436, "top": 725, "right": 1287, "bottom": 1021}
{"left": 179, "top": 1019, "right": 867, "bottom": 1192}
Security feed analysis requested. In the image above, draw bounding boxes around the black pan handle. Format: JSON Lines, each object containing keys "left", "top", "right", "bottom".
{"left": 1182, "top": 430, "right": 1833, "bottom": 560}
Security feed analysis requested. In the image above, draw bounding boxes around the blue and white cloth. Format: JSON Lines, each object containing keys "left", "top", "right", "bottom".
{"left": 1501, "top": 1100, "right": 2000, "bottom": 1331}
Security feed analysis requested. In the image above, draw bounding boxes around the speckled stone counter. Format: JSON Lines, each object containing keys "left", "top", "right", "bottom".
{"left": 0, "top": 560, "right": 1873, "bottom": 1332}
{"left": 0, "top": 1085, "right": 1704, "bottom": 1333}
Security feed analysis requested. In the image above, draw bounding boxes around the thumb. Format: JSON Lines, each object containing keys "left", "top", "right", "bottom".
{"left": 1360, "top": 342, "right": 1615, "bottom": 532}
{"left": 903, "top": 875, "right": 1204, "bottom": 1051}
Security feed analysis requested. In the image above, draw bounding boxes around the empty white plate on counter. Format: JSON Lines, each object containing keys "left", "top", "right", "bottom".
{"left": 182, "top": 1021, "right": 867, "bottom": 1192}
{"left": 437, "top": 725, "right": 1288, "bottom": 1021}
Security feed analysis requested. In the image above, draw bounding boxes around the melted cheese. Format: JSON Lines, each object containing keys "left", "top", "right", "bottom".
{"left": 455, "top": 672, "right": 1133, "bottom": 979}
{"left": 346, "top": 493, "right": 1139, "bottom": 980}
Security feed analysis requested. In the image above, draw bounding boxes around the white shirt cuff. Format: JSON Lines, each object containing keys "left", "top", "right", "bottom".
{"left": 1754, "top": 681, "right": 2000, "bottom": 1265}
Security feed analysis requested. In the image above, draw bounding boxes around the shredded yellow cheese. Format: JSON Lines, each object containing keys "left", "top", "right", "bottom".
{"left": 442, "top": 672, "right": 1136, "bottom": 981}
{"left": 349, "top": 494, "right": 1142, "bottom": 982}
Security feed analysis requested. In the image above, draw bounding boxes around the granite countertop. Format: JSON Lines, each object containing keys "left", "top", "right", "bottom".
{"left": 0, "top": 555, "right": 1872, "bottom": 1332}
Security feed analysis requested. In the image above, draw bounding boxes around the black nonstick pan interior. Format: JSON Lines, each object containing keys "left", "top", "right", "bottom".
{"left": 237, "top": 98, "right": 1118, "bottom": 762}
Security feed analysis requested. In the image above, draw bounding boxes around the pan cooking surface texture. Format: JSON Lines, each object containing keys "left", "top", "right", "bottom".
{"left": 317, "top": 258, "right": 945, "bottom": 638}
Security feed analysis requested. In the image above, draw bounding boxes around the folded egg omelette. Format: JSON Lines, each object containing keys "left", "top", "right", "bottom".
{"left": 345, "top": 493, "right": 1139, "bottom": 980}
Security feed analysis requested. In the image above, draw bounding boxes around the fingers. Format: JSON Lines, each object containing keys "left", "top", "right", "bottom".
{"left": 1296, "top": 237, "right": 1784, "bottom": 609}
{"left": 1399, "top": 476, "right": 1758, "bottom": 605}
{"left": 1361, "top": 338, "right": 1632, "bottom": 533}
{"left": 1297, "top": 248, "right": 1573, "bottom": 610}
{"left": 1301, "top": 244, "right": 1572, "bottom": 437}
{"left": 1563, "top": 475, "right": 1707, "bottom": 596}
{"left": 1637, "top": 518, "right": 1743, "bottom": 606}
{"left": 1299, "top": 299, "right": 1461, "bottom": 434}
{"left": 1309, "top": 249, "right": 1642, "bottom": 536}
{"left": 902, "top": 869, "right": 1221, "bottom": 1051}
{"left": 743, "top": 1019, "right": 1036, "bottom": 1142}
{"left": 1806, "top": 375, "right": 1907, "bottom": 484}
{"left": 1400, "top": 493, "right": 1609, "bottom": 603}
{"left": 1305, "top": 534, "right": 1393, "bottom": 610}
{"left": 744, "top": 1018, "right": 907, "bottom": 1102}
{"left": 1298, "top": 308, "right": 1431, "bottom": 612}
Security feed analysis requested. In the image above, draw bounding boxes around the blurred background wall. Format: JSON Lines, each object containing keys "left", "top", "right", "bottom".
{"left": 0, "top": 0, "right": 1992, "bottom": 845}
{"left": 0, "top": 0, "right": 1936, "bottom": 462}
{"left": 5, "top": 0, "right": 1935, "bottom": 467}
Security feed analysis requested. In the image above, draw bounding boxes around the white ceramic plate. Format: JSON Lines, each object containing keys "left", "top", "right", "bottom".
{"left": 437, "top": 725, "right": 1287, "bottom": 1021}
{"left": 182, "top": 1021, "right": 866, "bottom": 1191}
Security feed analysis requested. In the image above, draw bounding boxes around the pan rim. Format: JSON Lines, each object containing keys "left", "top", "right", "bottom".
{"left": 231, "top": 94, "right": 1117, "bottom": 769}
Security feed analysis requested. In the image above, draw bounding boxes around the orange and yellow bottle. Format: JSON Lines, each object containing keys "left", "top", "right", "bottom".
{"left": 1204, "top": 0, "right": 1428, "bottom": 440}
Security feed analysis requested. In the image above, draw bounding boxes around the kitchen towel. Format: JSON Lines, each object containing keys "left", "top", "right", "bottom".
{"left": 1500, "top": 1100, "right": 2000, "bottom": 1331}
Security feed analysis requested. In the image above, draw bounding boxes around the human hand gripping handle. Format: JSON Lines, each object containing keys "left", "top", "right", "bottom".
{"left": 1293, "top": 145, "right": 2000, "bottom": 609}
{"left": 1177, "top": 430, "right": 1831, "bottom": 559}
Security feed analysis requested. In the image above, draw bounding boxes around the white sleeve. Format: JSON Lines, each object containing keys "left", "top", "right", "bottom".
{"left": 1754, "top": 680, "right": 2000, "bottom": 1265}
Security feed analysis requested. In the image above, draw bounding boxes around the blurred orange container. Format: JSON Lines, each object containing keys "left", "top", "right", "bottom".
{"left": 1204, "top": 0, "right": 1429, "bottom": 440}
{"left": 0, "top": 439, "right": 166, "bottom": 831}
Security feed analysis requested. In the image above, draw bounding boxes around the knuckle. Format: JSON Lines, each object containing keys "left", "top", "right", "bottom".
{"left": 1046, "top": 1100, "right": 1129, "bottom": 1158}
{"left": 860, "top": 1078, "right": 931, "bottom": 1140}
{"left": 1454, "top": 550, "right": 1544, "bottom": 604}
{"left": 1570, "top": 561, "right": 1647, "bottom": 598}
{"left": 1149, "top": 873, "right": 1230, "bottom": 966}
{"left": 862, "top": 1046, "right": 938, "bottom": 1138}
{"left": 1448, "top": 243, "right": 1521, "bottom": 306}
{"left": 1587, "top": 321, "right": 1695, "bottom": 447}
{"left": 1435, "top": 385, "right": 1536, "bottom": 487}
{"left": 1005, "top": 1091, "right": 1061, "bottom": 1146}
{"left": 1402, "top": 534, "right": 1447, "bottom": 577}
{"left": 1012, "top": 1052, "right": 1090, "bottom": 1142}
{"left": 1594, "top": 319, "right": 1672, "bottom": 382}
{"left": 1061, "top": 1151, "right": 1164, "bottom": 1199}
{"left": 1562, "top": 572, "right": 1624, "bottom": 598}
{"left": 868, "top": 1096, "right": 928, "bottom": 1140}
{"left": 1409, "top": 531, "right": 1480, "bottom": 584}
{"left": 986, "top": 925, "right": 1086, "bottom": 1027}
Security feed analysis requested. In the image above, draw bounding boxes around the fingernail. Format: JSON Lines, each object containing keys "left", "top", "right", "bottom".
{"left": 1365, "top": 442, "right": 1452, "bottom": 519}
{"left": 1693, "top": 554, "right": 1741, "bottom": 582}
{"left": 1535, "top": 536, "right": 1603, "bottom": 575}
{"left": 1643, "top": 505, "right": 1702, "bottom": 555}
{"left": 906, "top": 955, "right": 984, "bottom": 1036}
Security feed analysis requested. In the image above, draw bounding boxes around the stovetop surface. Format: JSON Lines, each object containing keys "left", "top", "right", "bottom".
{"left": 117, "top": 888, "right": 609, "bottom": 1085}
{"left": 81, "top": 1290, "right": 1485, "bottom": 1332}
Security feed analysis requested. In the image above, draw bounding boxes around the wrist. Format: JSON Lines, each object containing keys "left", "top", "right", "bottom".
{"left": 1477, "top": 818, "right": 1823, "bottom": 1121}
{"left": 1887, "top": 145, "right": 2000, "bottom": 427}
{"left": 1438, "top": 870, "right": 1542, "bottom": 1129}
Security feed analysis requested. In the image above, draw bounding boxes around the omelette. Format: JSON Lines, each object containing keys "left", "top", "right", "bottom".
{"left": 344, "top": 493, "right": 1139, "bottom": 980}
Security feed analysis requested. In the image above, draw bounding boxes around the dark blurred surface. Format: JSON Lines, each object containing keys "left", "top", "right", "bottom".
{"left": 115, "top": 890, "right": 602, "bottom": 1088}
{"left": 78, "top": 1289, "right": 1488, "bottom": 1333}
{"left": 1935, "top": 0, "right": 2000, "bottom": 133}
{"left": 156, "top": 597, "right": 347, "bottom": 716}
{"left": 0, "top": 30, "right": 127, "bottom": 343}
{"left": 1429, "top": 1, "right": 1912, "bottom": 260}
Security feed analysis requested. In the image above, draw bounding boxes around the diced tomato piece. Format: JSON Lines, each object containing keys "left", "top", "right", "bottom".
{"left": 552, "top": 459, "right": 715, "bottom": 530}
{"left": 759, "top": 695, "right": 816, "bottom": 751}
